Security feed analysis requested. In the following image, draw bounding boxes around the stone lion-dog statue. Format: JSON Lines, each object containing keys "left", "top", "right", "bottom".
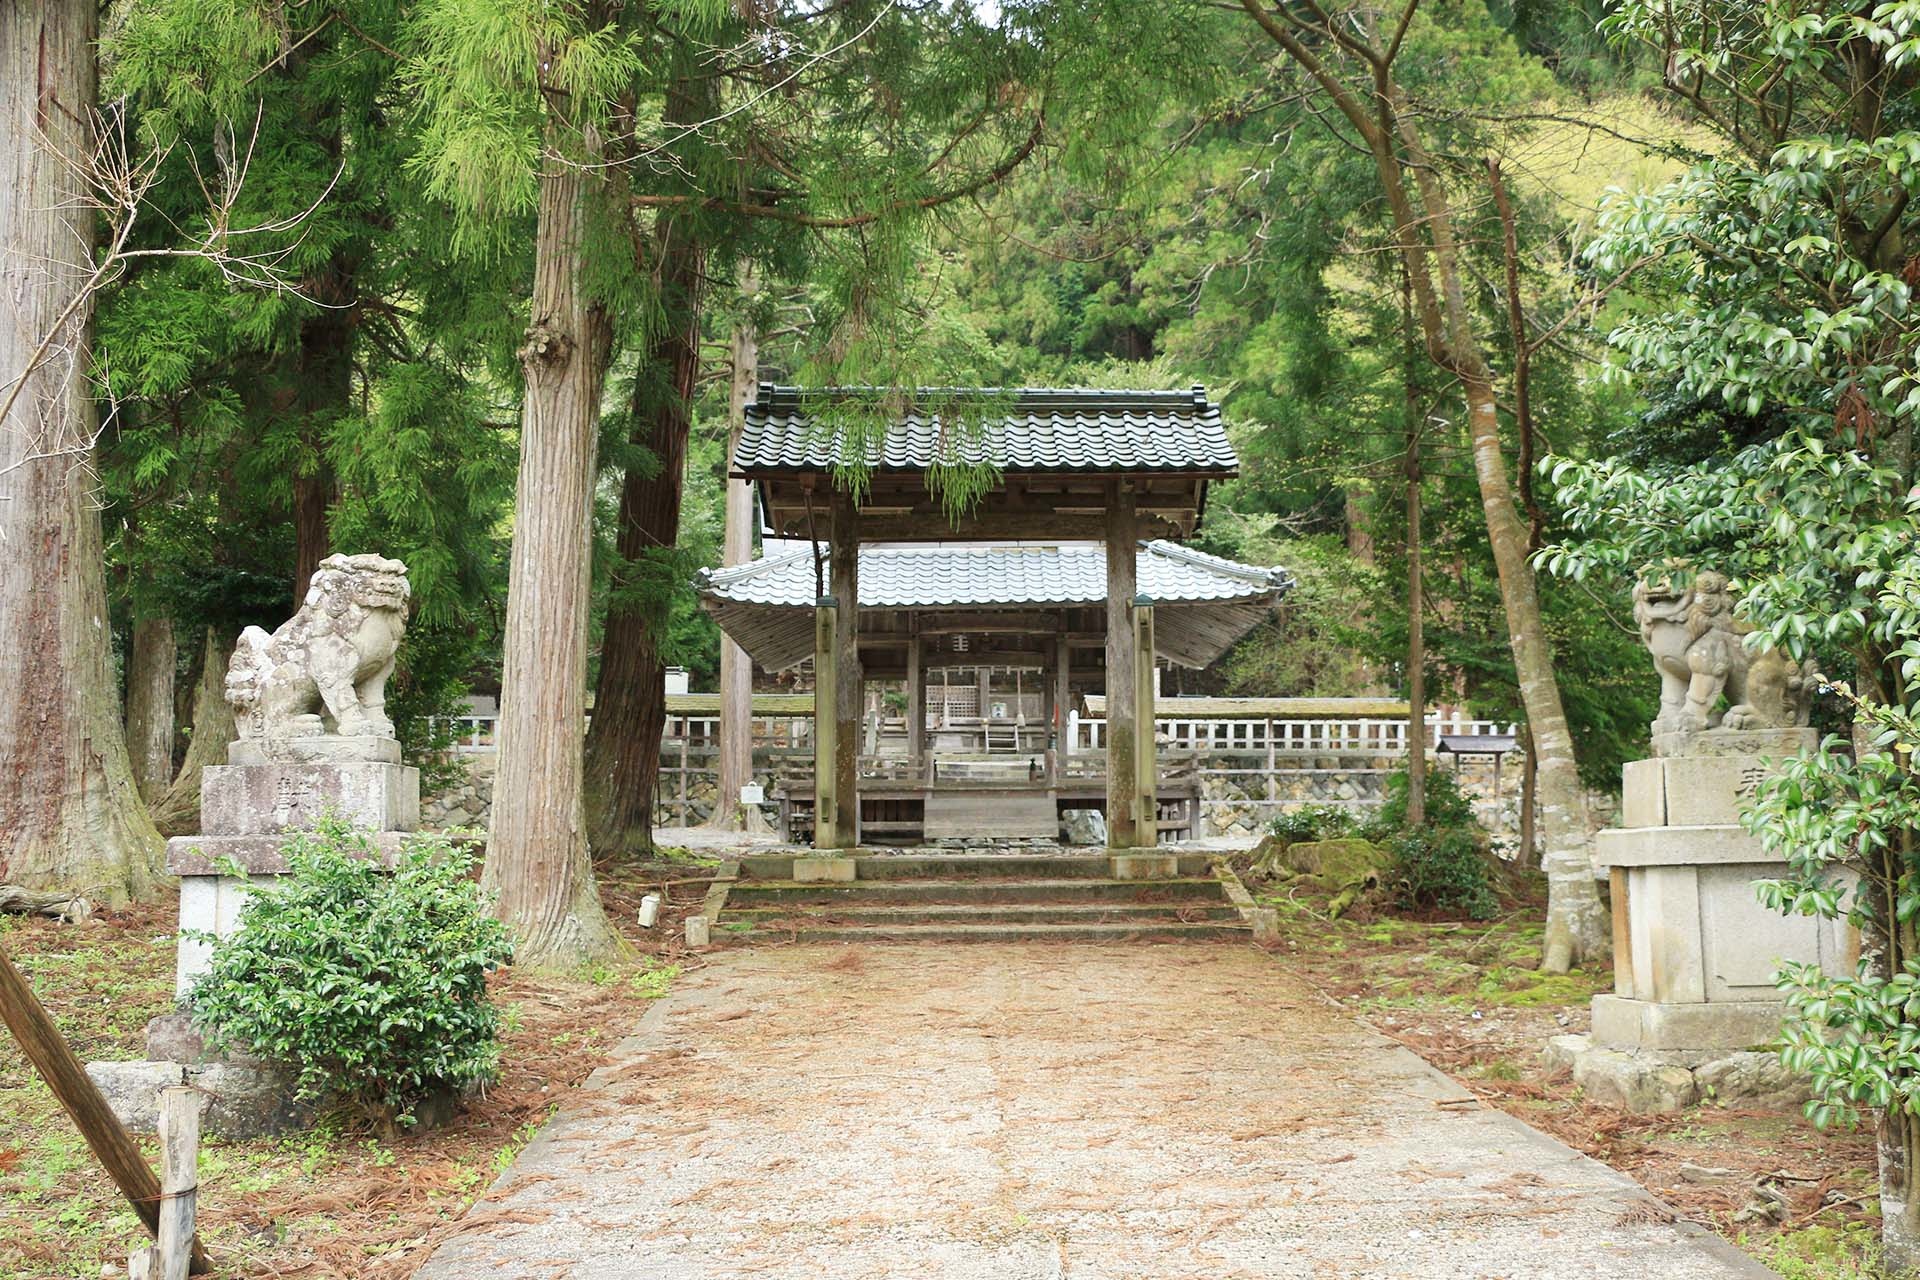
{"left": 1633, "top": 569, "right": 1813, "bottom": 737}
{"left": 227, "top": 553, "right": 411, "bottom": 741}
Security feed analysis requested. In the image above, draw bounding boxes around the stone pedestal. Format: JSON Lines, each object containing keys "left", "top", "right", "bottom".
{"left": 166, "top": 735, "right": 419, "bottom": 997}
{"left": 1554, "top": 728, "right": 1853, "bottom": 1113}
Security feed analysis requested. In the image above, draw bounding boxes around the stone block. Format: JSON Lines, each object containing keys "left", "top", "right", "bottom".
{"left": 200, "top": 761, "right": 419, "bottom": 836}
{"left": 1694, "top": 1052, "right": 1811, "bottom": 1110}
{"left": 1621, "top": 759, "right": 1666, "bottom": 828}
{"left": 174, "top": 873, "right": 257, "bottom": 997}
{"left": 1542, "top": 1033, "right": 1590, "bottom": 1074}
{"left": 1250, "top": 907, "right": 1279, "bottom": 944}
{"left": 85, "top": 1059, "right": 312, "bottom": 1138}
{"left": 1591, "top": 993, "right": 1784, "bottom": 1052}
{"left": 1109, "top": 853, "right": 1178, "bottom": 880}
{"left": 1597, "top": 824, "right": 1771, "bottom": 869}
{"left": 793, "top": 856, "right": 858, "bottom": 883}
{"left": 685, "top": 915, "right": 712, "bottom": 947}
{"left": 1570, "top": 1045, "right": 1699, "bottom": 1114}
{"left": 229, "top": 734, "right": 403, "bottom": 766}
{"left": 166, "top": 831, "right": 410, "bottom": 877}
{"left": 1653, "top": 727, "right": 1818, "bottom": 760}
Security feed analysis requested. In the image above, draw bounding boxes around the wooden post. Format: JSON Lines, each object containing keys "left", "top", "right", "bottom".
{"left": 1134, "top": 600, "right": 1157, "bottom": 846}
{"left": 1052, "top": 634, "right": 1070, "bottom": 784}
{"left": 830, "top": 489, "right": 860, "bottom": 848}
{"left": 813, "top": 597, "right": 838, "bottom": 849}
{"left": 711, "top": 286, "right": 760, "bottom": 831}
{"left": 0, "top": 944, "right": 209, "bottom": 1273}
{"left": 906, "top": 621, "right": 925, "bottom": 778}
{"left": 129, "top": 1248, "right": 157, "bottom": 1279}
{"left": 157, "top": 1086, "right": 199, "bottom": 1280}
{"left": 1105, "top": 485, "right": 1139, "bottom": 848}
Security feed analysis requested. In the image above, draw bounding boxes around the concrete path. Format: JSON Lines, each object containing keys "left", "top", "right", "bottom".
{"left": 415, "top": 944, "right": 1774, "bottom": 1280}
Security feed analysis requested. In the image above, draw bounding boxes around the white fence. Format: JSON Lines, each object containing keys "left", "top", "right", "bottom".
{"left": 1070, "top": 712, "right": 1515, "bottom": 756}
{"left": 436, "top": 711, "right": 1512, "bottom": 759}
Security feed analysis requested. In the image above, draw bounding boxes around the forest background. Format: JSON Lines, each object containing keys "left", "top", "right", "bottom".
{"left": 90, "top": 0, "right": 1693, "bottom": 855}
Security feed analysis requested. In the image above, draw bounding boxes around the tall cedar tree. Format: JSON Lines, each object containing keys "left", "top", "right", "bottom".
{"left": 1, "top": 1, "right": 163, "bottom": 902}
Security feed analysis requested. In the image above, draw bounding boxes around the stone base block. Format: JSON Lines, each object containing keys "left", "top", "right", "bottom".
{"left": 166, "top": 830, "right": 410, "bottom": 877}
{"left": 229, "top": 734, "right": 403, "bottom": 765}
{"left": 1592, "top": 993, "right": 1783, "bottom": 1052}
{"left": 85, "top": 1059, "right": 312, "bottom": 1138}
{"left": 793, "top": 856, "right": 858, "bottom": 883}
{"left": 1545, "top": 1033, "right": 1810, "bottom": 1115}
{"left": 1652, "top": 727, "right": 1818, "bottom": 760}
{"left": 1110, "top": 852, "right": 1178, "bottom": 880}
{"left": 201, "top": 761, "right": 418, "bottom": 836}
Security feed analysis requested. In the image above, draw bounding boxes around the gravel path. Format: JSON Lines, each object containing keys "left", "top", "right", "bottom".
{"left": 414, "top": 943, "right": 1775, "bottom": 1280}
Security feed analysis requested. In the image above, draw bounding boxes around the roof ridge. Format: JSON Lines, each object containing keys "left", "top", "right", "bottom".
{"left": 1143, "top": 538, "right": 1285, "bottom": 586}
{"left": 752, "top": 384, "right": 1212, "bottom": 409}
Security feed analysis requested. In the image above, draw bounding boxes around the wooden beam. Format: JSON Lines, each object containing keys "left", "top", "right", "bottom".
{"left": 777, "top": 511, "right": 1192, "bottom": 541}
{"left": 830, "top": 489, "right": 861, "bottom": 848}
{"left": 812, "top": 597, "right": 839, "bottom": 849}
{"left": 0, "top": 944, "right": 210, "bottom": 1273}
{"left": 908, "top": 621, "right": 927, "bottom": 781}
{"left": 1105, "top": 483, "right": 1139, "bottom": 849}
{"left": 1134, "top": 601, "right": 1158, "bottom": 848}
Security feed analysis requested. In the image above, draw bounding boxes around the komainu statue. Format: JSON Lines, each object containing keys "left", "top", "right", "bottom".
{"left": 1633, "top": 569, "right": 1813, "bottom": 736}
{"left": 227, "top": 554, "right": 411, "bottom": 741}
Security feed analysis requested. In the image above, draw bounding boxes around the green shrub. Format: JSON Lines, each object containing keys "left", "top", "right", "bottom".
{"left": 1266, "top": 804, "right": 1356, "bottom": 846}
{"left": 190, "top": 820, "right": 513, "bottom": 1125}
{"left": 1386, "top": 828, "right": 1498, "bottom": 920}
{"left": 1361, "top": 766, "right": 1477, "bottom": 841}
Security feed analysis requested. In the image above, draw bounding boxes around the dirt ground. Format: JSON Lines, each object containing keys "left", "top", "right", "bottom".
{"left": 1260, "top": 900, "right": 1884, "bottom": 1279}
{"left": 412, "top": 942, "right": 1772, "bottom": 1280}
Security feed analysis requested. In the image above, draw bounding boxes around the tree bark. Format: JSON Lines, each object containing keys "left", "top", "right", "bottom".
{"left": 707, "top": 284, "right": 766, "bottom": 832}
{"left": 125, "top": 614, "right": 178, "bottom": 803}
{"left": 150, "top": 629, "right": 236, "bottom": 837}
{"left": 0, "top": 0, "right": 162, "bottom": 904}
{"left": 582, "top": 214, "right": 707, "bottom": 854}
{"left": 483, "top": 105, "right": 620, "bottom": 968}
{"left": 1402, "top": 268, "right": 1426, "bottom": 827}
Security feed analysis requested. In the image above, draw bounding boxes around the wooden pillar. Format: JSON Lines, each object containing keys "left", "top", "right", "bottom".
{"left": 812, "top": 596, "right": 838, "bottom": 849}
{"left": 830, "top": 488, "right": 860, "bottom": 848}
{"left": 1052, "top": 633, "right": 1070, "bottom": 782}
{"left": 1105, "top": 485, "right": 1139, "bottom": 848}
{"left": 1134, "top": 600, "right": 1157, "bottom": 846}
{"left": 906, "top": 618, "right": 925, "bottom": 774}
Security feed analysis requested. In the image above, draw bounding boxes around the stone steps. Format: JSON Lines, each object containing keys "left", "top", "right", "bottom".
{"left": 723, "top": 900, "right": 1245, "bottom": 926}
{"left": 714, "top": 850, "right": 1250, "bottom": 944}
{"left": 726, "top": 876, "right": 1228, "bottom": 906}
{"left": 719, "top": 919, "right": 1250, "bottom": 944}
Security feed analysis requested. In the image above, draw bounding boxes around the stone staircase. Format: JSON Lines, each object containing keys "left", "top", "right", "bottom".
{"left": 710, "top": 850, "right": 1251, "bottom": 944}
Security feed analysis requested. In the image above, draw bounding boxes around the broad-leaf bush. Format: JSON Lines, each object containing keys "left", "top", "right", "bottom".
{"left": 190, "top": 821, "right": 513, "bottom": 1125}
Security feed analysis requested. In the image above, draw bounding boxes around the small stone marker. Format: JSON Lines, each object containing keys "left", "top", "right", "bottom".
{"left": 685, "top": 915, "right": 712, "bottom": 947}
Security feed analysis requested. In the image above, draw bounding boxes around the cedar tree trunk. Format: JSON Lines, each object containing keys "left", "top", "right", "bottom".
{"left": 483, "top": 112, "right": 621, "bottom": 967}
{"left": 125, "top": 613, "right": 178, "bottom": 802}
{"left": 150, "top": 628, "right": 236, "bottom": 836}
{"left": 582, "top": 213, "right": 705, "bottom": 853}
{"left": 0, "top": 0, "right": 162, "bottom": 903}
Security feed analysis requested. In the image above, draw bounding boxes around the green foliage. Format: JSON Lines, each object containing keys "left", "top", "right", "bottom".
{"left": 1367, "top": 769, "right": 1499, "bottom": 920}
{"left": 190, "top": 822, "right": 513, "bottom": 1124}
{"left": 1265, "top": 805, "right": 1357, "bottom": 847}
{"left": 1384, "top": 828, "right": 1500, "bottom": 921}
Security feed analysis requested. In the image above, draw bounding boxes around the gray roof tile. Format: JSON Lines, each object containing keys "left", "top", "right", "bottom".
{"left": 733, "top": 386, "right": 1237, "bottom": 474}
{"left": 700, "top": 541, "right": 1293, "bottom": 609}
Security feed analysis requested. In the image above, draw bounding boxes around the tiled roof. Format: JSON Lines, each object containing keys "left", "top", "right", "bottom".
{"left": 733, "top": 386, "right": 1238, "bottom": 474}
{"left": 700, "top": 541, "right": 1292, "bottom": 609}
